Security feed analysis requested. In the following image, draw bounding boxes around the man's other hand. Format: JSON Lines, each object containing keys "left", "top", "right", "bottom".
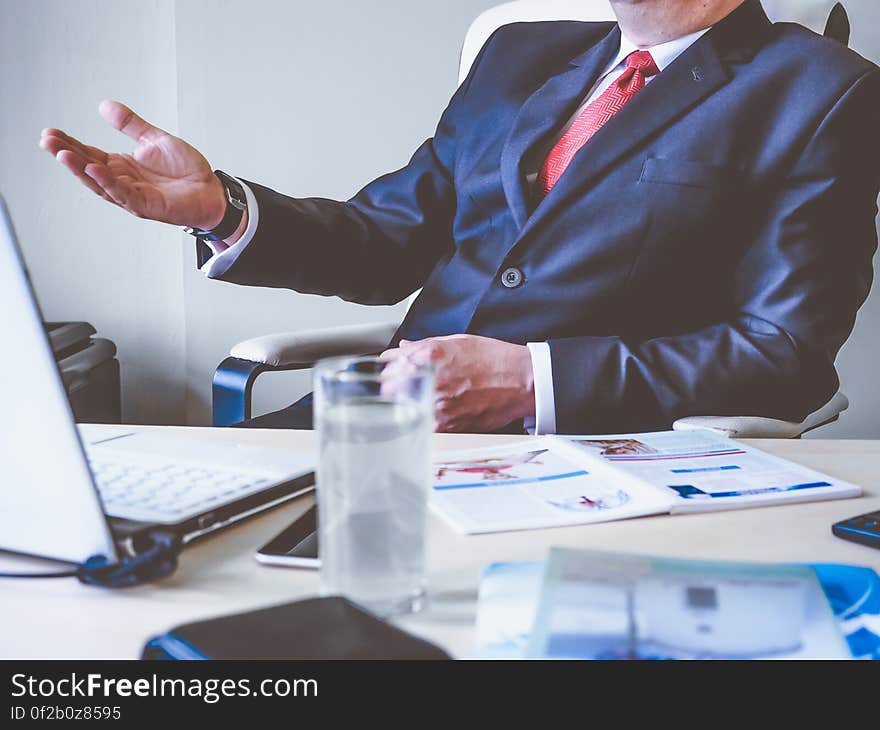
{"left": 39, "top": 100, "right": 227, "bottom": 231}
{"left": 381, "top": 334, "right": 536, "bottom": 433}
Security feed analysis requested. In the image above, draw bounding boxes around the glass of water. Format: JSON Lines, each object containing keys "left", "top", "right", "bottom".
{"left": 314, "top": 354, "right": 434, "bottom": 616}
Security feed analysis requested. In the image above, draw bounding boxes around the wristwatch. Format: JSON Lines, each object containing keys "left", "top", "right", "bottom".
{"left": 183, "top": 170, "right": 247, "bottom": 243}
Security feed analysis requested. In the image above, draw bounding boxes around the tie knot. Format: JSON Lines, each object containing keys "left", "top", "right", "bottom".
{"left": 626, "top": 50, "right": 660, "bottom": 77}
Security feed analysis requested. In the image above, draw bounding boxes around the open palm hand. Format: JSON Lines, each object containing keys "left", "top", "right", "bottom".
{"left": 40, "top": 100, "right": 226, "bottom": 230}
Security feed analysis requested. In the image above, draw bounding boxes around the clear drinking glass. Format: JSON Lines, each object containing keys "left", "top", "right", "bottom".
{"left": 314, "top": 355, "right": 434, "bottom": 616}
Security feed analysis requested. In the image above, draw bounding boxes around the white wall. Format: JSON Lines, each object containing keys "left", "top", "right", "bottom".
{"left": 0, "top": 0, "right": 186, "bottom": 425}
{"left": 0, "top": 0, "right": 498, "bottom": 426}
{"left": 2, "top": 0, "right": 878, "bottom": 436}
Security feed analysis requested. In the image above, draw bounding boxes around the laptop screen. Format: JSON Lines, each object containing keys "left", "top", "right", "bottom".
{"left": 0, "top": 196, "right": 117, "bottom": 563}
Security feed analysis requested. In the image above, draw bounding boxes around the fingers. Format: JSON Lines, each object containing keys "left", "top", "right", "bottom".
{"left": 37, "top": 110, "right": 162, "bottom": 216}
{"left": 98, "top": 100, "right": 165, "bottom": 144}
{"left": 386, "top": 340, "right": 465, "bottom": 431}
{"left": 434, "top": 403, "right": 471, "bottom": 433}
{"left": 378, "top": 347, "right": 403, "bottom": 363}
{"left": 400, "top": 338, "right": 443, "bottom": 364}
{"left": 56, "top": 150, "right": 113, "bottom": 202}
{"left": 38, "top": 128, "right": 113, "bottom": 201}
{"left": 40, "top": 128, "right": 108, "bottom": 165}
{"left": 380, "top": 347, "right": 431, "bottom": 382}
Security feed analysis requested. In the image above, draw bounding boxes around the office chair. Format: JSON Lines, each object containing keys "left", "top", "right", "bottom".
{"left": 213, "top": 0, "right": 853, "bottom": 438}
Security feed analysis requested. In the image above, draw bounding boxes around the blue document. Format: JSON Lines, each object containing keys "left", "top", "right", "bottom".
{"left": 475, "top": 556, "right": 880, "bottom": 660}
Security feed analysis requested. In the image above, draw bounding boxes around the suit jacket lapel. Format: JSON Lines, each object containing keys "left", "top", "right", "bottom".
{"left": 522, "top": 0, "right": 772, "bottom": 236}
{"left": 500, "top": 24, "right": 621, "bottom": 230}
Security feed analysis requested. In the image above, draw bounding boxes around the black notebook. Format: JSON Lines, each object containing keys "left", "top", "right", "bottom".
{"left": 142, "top": 596, "right": 451, "bottom": 660}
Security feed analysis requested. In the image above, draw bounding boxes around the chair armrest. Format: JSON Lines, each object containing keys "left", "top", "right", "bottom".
{"left": 672, "top": 391, "right": 849, "bottom": 438}
{"left": 230, "top": 321, "right": 399, "bottom": 367}
{"left": 213, "top": 321, "right": 400, "bottom": 427}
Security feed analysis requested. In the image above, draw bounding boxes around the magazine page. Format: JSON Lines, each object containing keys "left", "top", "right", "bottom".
{"left": 552, "top": 430, "right": 861, "bottom": 513}
{"left": 429, "top": 438, "right": 671, "bottom": 534}
{"left": 524, "top": 548, "right": 851, "bottom": 660}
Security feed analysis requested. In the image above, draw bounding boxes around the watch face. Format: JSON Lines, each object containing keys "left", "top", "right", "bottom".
{"left": 225, "top": 186, "right": 246, "bottom": 211}
{"left": 216, "top": 170, "right": 247, "bottom": 211}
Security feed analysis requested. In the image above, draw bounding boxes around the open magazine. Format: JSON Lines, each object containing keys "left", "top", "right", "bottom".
{"left": 431, "top": 429, "right": 861, "bottom": 534}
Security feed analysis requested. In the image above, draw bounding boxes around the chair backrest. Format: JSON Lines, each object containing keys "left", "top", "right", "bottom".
{"left": 459, "top": 0, "right": 848, "bottom": 83}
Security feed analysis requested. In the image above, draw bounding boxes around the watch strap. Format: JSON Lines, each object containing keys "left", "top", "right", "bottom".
{"left": 185, "top": 171, "right": 247, "bottom": 243}
{"left": 206, "top": 171, "right": 247, "bottom": 241}
{"left": 195, "top": 238, "right": 215, "bottom": 269}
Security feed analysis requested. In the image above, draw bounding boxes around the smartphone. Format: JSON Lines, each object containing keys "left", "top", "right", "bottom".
{"left": 832, "top": 510, "right": 880, "bottom": 550}
{"left": 255, "top": 504, "right": 319, "bottom": 568}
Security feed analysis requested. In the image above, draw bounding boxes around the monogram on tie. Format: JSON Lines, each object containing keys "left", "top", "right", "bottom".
{"left": 537, "top": 50, "right": 660, "bottom": 196}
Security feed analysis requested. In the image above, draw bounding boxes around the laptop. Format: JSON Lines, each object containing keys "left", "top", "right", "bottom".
{"left": 0, "top": 195, "right": 315, "bottom": 567}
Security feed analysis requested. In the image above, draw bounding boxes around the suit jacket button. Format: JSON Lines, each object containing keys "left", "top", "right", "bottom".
{"left": 501, "top": 267, "right": 524, "bottom": 289}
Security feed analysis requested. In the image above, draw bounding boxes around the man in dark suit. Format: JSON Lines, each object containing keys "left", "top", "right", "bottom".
{"left": 42, "top": 0, "right": 880, "bottom": 434}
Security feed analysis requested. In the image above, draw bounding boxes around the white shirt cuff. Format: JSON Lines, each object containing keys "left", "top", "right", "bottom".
{"left": 525, "top": 341, "right": 556, "bottom": 435}
{"left": 200, "top": 180, "right": 260, "bottom": 278}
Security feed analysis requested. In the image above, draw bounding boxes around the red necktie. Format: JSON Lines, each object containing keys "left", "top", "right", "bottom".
{"left": 537, "top": 50, "right": 660, "bottom": 196}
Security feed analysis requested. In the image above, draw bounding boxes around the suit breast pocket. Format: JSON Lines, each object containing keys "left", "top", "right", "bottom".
{"left": 635, "top": 156, "right": 746, "bottom": 235}
{"left": 638, "top": 157, "right": 743, "bottom": 191}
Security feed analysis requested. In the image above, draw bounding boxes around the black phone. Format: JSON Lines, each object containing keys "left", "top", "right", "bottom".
{"left": 143, "top": 596, "right": 450, "bottom": 660}
{"left": 832, "top": 510, "right": 880, "bottom": 550}
{"left": 255, "top": 505, "right": 319, "bottom": 568}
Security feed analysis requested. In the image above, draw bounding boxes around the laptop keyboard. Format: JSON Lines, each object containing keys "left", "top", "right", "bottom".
{"left": 88, "top": 457, "right": 277, "bottom": 524}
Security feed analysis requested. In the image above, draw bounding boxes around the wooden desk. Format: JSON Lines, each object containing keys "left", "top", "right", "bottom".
{"left": 2, "top": 426, "right": 878, "bottom": 658}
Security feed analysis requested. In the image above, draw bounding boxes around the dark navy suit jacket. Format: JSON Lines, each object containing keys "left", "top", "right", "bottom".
{"left": 220, "top": 0, "right": 880, "bottom": 433}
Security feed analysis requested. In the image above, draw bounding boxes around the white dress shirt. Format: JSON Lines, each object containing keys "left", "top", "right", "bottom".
{"left": 201, "top": 27, "right": 709, "bottom": 433}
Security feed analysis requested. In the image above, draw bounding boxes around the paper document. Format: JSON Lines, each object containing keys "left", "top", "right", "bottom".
{"left": 430, "top": 429, "right": 860, "bottom": 534}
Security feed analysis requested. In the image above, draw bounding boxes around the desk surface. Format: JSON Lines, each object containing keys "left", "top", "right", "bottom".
{"left": 3, "top": 426, "right": 879, "bottom": 659}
